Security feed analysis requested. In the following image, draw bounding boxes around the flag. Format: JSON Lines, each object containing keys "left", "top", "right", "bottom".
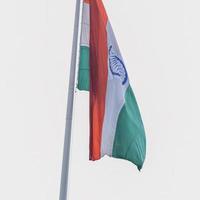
{"left": 77, "top": 0, "right": 146, "bottom": 170}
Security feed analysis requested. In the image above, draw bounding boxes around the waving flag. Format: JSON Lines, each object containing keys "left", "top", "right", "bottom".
{"left": 77, "top": 0, "right": 146, "bottom": 170}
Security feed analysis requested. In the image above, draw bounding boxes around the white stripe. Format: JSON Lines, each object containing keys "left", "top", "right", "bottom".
{"left": 101, "top": 22, "right": 129, "bottom": 157}
{"left": 80, "top": 3, "right": 90, "bottom": 47}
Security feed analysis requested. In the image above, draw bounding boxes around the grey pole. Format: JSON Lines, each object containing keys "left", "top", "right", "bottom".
{"left": 59, "top": 0, "right": 81, "bottom": 200}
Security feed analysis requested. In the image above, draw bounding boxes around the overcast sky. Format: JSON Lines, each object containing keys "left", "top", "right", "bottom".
{"left": 0, "top": 0, "right": 199, "bottom": 200}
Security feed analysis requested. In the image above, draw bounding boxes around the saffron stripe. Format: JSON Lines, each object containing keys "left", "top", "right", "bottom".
{"left": 89, "top": 0, "right": 108, "bottom": 160}
{"left": 84, "top": 0, "right": 90, "bottom": 4}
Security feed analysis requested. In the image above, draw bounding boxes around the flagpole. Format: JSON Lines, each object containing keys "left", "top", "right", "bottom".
{"left": 59, "top": 0, "right": 81, "bottom": 200}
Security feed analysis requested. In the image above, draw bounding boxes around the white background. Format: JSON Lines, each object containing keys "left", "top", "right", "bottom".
{"left": 0, "top": 0, "right": 199, "bottom": 199}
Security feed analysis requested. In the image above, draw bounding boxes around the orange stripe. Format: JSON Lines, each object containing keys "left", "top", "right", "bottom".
{"left": 84, "top": 0, "right": 90, "bottom": 3}
{"left": 89, "top": 0, "right": 108, "bottom": 160}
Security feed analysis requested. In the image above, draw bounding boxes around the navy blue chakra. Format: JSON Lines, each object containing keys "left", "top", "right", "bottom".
{"left": 109, "top": 45, "right": 128, "bottom": 85}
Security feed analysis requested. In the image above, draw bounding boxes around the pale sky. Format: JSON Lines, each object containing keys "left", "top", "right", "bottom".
{"left": 0, "top": 0, "right": 199, "bottom": 200}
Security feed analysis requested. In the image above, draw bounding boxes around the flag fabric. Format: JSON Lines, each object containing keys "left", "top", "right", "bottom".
{"left": 77, "top": 0, "right": 146, "bottom": 170}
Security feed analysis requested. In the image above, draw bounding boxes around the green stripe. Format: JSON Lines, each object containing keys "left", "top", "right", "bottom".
{"left": 112, "top": 85, "right": 146, "bottom": 170}
{"left": 77, "top": 46, "right": 90, "bottom": 91}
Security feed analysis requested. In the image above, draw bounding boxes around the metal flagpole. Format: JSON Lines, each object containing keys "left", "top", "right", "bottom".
{"left": 59, "top": 0, "right": 81, "bottom": 200}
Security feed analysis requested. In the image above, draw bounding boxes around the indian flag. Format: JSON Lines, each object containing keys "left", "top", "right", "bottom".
{"left": 77, "top": 0, "right": 146, "bottom": 170}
